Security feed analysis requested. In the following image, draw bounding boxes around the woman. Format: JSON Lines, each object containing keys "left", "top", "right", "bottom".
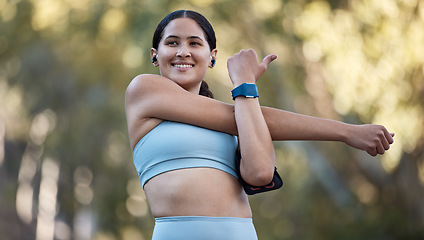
{"left": 125, "top": 10, "right": 394, "bottom": 240}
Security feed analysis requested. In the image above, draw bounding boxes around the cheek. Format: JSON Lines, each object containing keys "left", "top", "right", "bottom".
{"left": 158, "top": 53, "right": 171, "bottom": 62}
{"left": 199, "top": 53, "right": 212, "bottom": 65}
{"left": 157, "top": 47, "right": 174, "bottom": 59}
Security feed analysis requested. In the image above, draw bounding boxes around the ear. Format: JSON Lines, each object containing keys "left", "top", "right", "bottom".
{"left": 209, "top": 49, "right": 218, "bottom": 68}
{"left": 150, "top": 48, "right": 159, "bottom": 67}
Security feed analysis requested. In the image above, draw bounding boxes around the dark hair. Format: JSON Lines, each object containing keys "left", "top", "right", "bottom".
{"left": 152, "top": 10, "right": 216, "bottom": 98}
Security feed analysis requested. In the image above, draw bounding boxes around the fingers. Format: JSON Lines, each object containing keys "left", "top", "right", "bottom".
{"left": 381, "top": 127, "right": 395, "bottom": 149}
{"left": 232, "top": 49, "right": 277, "bottom": 69}
{"left": 377, "top": 142, "right": 386, "bottom": 155}
{"left": 255, "top": 53, "right": 277, "bottom": 80}
{"left": 386, "top": 132, "right": 395, "bottom": 144}
{"left": 367, "top": 126, "right": 395, "bottom": 157}
{"left": 367, "top": 143, "right": 384, "bottom": 157}
{"left": 260, "top": 54, "right": 278, "bottom": 69}
{"left": 367, "top": 149, "right": 378, "bottom": 157}
{"left": 366, "top": 140, "right": 384, "bottom": 156}
{"left": 381, "top": 133, "right": 391, "bottom": 151}
{"left": 230, "top": 49, "right": 277, "bottom": 83}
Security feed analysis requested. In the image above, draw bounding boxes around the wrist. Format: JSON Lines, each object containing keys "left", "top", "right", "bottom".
{"left": 232, "top": 83, "right": 259, "bottom": 100}
{"left": 339, "top": 122, "right": 354, "bottom": 143}
{"left": 232, "top": 81, "right": 255, "bottom": 88}
{"left": 231, "top": 76, "right": 256, "bottom": 87}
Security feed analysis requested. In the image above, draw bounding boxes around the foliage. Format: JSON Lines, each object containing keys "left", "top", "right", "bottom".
{"left": 1, "top": 0, "right": 423, "bottom": 239}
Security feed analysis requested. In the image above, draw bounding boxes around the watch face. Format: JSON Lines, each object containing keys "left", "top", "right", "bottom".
{"left": 243, "top": 83, "right": 258, "bottom": 98}
{"left": 244, "top": 85, "right": 256, "bottom": 97}
{"left": 232, "top": 83, "right": 259, "bottom": 99}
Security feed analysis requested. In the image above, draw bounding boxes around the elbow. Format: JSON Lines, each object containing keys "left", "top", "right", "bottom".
{"left": 242, "top": 166, "right": 275, "bottom": 187}
{"left": 240, "top": 150, "right": 276, "bottom": 186}
{"left": 253, "top": 171, "right": 275, "bottom": 187}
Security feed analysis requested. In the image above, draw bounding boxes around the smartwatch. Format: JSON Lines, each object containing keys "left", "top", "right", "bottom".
{"left": 231, "top": 83, "right": 259, "bottom": 100}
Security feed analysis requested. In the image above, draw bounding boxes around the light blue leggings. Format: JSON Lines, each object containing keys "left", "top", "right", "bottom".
{"left": 152, "top": 216, "right": 258, "bottom": 240}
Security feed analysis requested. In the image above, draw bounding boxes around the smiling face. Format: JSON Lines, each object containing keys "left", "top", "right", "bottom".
{"left": 151, "top": 18, "right": 217, "bottom": 94}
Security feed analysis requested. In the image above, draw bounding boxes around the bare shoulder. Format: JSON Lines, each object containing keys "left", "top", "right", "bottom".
{"left": 126, "top": 74, "right": 173, "bottom": 116}
{"left": 126, "top": 74, "right": 170, "bottom": 98}
{"left": 125, "top": 73, "right": 238, "bottom": 145}
{"left": 125, "top": 74, "right": 165, "bottom": 149}
{"left": 127, "top": 74, "right": 164, "bottom": 87}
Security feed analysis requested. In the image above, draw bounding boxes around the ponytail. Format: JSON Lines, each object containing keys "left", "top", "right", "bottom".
{"left": 199, "top": 80, "right": 214, "bottom": 99}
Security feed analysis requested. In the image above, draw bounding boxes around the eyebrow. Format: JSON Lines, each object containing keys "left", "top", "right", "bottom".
{"left": 165, "top": 35, "right": 204, "bottom": 42}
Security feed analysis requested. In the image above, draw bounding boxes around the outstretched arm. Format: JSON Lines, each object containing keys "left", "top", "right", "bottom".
{"left": 125, "top": 75, "right": 394, "bottom": 157}
{"left": 261, "top": 107, "right": 394, "bottom": 156}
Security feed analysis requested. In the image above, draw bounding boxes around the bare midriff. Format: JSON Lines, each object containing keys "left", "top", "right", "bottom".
{"left": 143, "top": 168, "right": 252, "bottom": 218}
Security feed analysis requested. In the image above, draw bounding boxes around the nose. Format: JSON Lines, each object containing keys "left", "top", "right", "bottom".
{"left": 176, "top": 44, "right": 190, "bottom": 58}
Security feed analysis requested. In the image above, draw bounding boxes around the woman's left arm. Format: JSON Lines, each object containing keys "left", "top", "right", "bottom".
{"left": 228, "top": 49, "right": 277, "bottom": 186}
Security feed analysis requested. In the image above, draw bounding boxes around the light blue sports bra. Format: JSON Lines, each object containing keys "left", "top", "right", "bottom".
{"left": 133, "top": 121, "right": 239, "bottom": 188}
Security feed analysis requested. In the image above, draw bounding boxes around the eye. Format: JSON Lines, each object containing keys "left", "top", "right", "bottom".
{"left": 165, "top": 41, "right": 178, "bottom": 46}
{"left": 190, "top": 41, "right": 202, "bottom": 46}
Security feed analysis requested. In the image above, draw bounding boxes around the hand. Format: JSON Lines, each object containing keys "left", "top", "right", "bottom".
{"left": 227, "top": 49, "right": 277, "bottom": 87}
{"left": 344, "top": 124, "right": 395, "bottom": 156}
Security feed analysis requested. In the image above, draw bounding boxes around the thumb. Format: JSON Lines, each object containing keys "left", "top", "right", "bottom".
{"left": 260, "top": 54, "right": 278, "bottom": 68}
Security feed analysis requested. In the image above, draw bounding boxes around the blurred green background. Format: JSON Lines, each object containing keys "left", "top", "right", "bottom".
{"left": 1, "top": 0, "right": 424, "bottom": 239}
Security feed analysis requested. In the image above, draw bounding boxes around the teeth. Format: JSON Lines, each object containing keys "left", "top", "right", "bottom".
{"left": 174, "top": 64, "right": 193, "bottom": 68}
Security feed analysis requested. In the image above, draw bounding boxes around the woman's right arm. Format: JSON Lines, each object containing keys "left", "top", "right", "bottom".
{"left": 261, "top": 107, "right": 394, "bottom": 156}
{"left": 125, "top": 74, "right": 238, "bottom": 147}
{"left": 125, "top": 74, "right": 394, "bottom": 156}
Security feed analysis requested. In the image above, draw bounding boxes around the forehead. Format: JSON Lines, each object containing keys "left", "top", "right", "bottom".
{"left": 162, "top": 18, "right": 207, "bottom": 40}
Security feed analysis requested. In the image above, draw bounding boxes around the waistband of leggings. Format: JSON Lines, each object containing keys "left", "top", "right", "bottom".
{"left": 155, "top": 216, "right": 253, "bottom": 223}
